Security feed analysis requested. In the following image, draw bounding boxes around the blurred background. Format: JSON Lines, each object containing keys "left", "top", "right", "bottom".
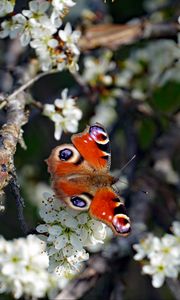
{"left": 0, "top": 0, "right": 180, "bottom": 299}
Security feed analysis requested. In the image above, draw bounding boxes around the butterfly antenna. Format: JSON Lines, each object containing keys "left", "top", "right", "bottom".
{"left": 119, "top": 155, "right": 136, "bottom": 173}
{"left": 117, "top": 155, "right": 149, "bottom": 195}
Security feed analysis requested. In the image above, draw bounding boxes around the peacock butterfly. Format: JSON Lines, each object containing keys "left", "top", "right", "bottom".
{"left": 46, "top": 123, "right": 131, "bottom": 236}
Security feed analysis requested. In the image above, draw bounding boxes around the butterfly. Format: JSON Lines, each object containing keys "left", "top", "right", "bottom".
{"left": 46, "top": 123, "right": 131, "bottom": 236}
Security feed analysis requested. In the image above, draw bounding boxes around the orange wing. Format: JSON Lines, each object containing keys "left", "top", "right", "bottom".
{"left": 46, "top": 143, "right": 94, "bottom": 209}
{"left": 46, "top": 144, "right": 90, "bottom": 177}
{"left": 89, "top": 187, "right": 131, "bottom": 236}
{"left": 46, "top": 123, "right": 111, "bottom": 208}
{"left": 46, "top": 124, "right": 131, "bottom": 236}
{"left": 72, "top": 123, "right": 111, "bottom": 171}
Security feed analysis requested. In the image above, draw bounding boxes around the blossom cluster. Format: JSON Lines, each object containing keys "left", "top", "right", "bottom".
{"left": 81, "top": 40, "right": 180, "bottom": 106}
{"left": 80, "top": 50, "right": 119, "bottom": 127}
{"left": 82, "top": 50, "right": 115, "bottom": 87}
{"left": 77, "top": 39, "right": 180, "bottom": 130}
{"left": 133, "top": 221, "right": 180, "bottom": 288}
{"left": 43, "top": 88, "right": 82, "bottom": 140}
{"left": 0, "top": 234, "right": 66, "bottom": 299}
{"left": 0, "top": 0, "right": 80, "bottom": 72}
{"left": 115, "top": 40, "right": 180, "bottom": 101}
{"left": 36, "top": 192, "right": 107, "bottom": 277}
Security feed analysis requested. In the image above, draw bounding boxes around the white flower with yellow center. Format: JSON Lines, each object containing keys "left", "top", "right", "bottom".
{"left": 0, "top": 235, "right": 65, "bottom": 299}
{"left": 37, "top": 192, "right": 107, "bottom": 277}
{"left": 133, "top": 221, "right": 180, "bottom": 288}
{"left": 43, "top": 88, "right": 82, "bottom": 140}
{"left": 143, "top": 255, "right": 178, "bottom": 288}
{"left": 59, "top": 23, "right": 81, "bottom": 55}
{"left": 133, "top": 234, "right": 160, "bottom": 261}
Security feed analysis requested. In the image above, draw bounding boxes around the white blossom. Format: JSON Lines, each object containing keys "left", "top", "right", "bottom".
{"left": 171, "top": 221, "right": 180, "bottom": 237}
{"left": 82, "top": 51, "right": 115, "bottom": 86}
{"left": 51, "top": 0, "right": 76, "bottom": 26}
{"left": 0, "top": 3, "right": 56, "bottom": 46}
{"left": 0, "top": 235, "right": 65, "bottom": 299}
{"left": 36, "top": 192, "right": 107, "bottom": 277}
{"left": 0, "top": 1, "right": 80, "bottom": 72}
{"left": 0, "top": 14, "right": 27, "bottom": 40}
{"left": 22, "top": 0, "right": 50, "bottom": 19}
{"left": 43, "top": 88, "right": 82, "bottom": 140}
{"left": 115, "top": 40, "right": 180, "bottom": 100}
{"left": 59, "top": 22, "right": 81, "bottom": 55}
{"left": 133, "top": 221, "right": 180, "bottom": 288}
{"left": 0, "top": 0, "right": 15, "bottom": 17}
{"left": 142, "top": 256, "right": 178, "bottom": 288}
{"left": 30, "top": 23, "right": 80, "bottom": 72}
{"left": 91, "top": 99, "right": 117, "bottom": 127}
{"left": 133, "top": 234, "right": 160, "bottom": 261}
{"left": 52, "top": 0, "right": 76, "bottom": 12}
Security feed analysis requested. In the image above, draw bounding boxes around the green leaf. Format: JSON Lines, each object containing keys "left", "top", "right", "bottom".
{"left": 138, "top": 118, "right": 156, "bottom": 149}
{"left": 151, "top": 82, "right": 180, "bottom": 113}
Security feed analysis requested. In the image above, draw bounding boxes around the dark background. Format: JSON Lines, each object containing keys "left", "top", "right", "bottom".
{"left": 0, "top": 0, "right": 180, "bottom": 299}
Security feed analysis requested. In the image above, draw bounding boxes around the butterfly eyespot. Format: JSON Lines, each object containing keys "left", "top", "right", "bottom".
{"left": 71, "top": 196, "right": 87, "bottom": 208}
{"left": 52, "top": 144, "right": 82, "bottom": 164}
{"left": 67, "top": 193, "right": 92, "bottom": 211}
{"left": 59, "top": 148, "right": 73, "bottom": 161}
{"left": 89, "top": 124, "right": 109, "bottom": 145}
{"left": 112, "top": 214, "right": 131, "bottom": 236}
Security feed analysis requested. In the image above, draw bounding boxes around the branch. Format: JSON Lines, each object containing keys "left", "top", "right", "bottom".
{"left": 9, "top": 172, "right": 29, "bottom": 234}
{"left": 0, "top": 92, "right": 28, "bottom": 194}
{"left": 0, "top": 67, "right": 60, "bottom": 193}
{"left": 79, "top": 21, "right": 179, "bottom": 50}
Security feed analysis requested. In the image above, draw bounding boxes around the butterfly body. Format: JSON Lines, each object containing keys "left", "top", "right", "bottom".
{"left": 47, "top": 123, "right": 131, "bottom": 236}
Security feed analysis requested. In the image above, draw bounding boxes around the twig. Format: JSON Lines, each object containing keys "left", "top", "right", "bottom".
{"left": 0, "top": 100, "right": 7, "bottom": 110}
{"left": 9, "top": 172, "right": 29, "bottom": 234}
{"left": 7, "top": 70, "right": 55, "bottom": 101}
{"left": 79, "top": 21, "right": 179, "bottom": 50}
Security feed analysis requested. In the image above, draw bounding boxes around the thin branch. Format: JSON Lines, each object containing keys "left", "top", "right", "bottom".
{"left": 79, "top": 21, "right": 179, "bottom": 50}
{"left": 28, "top": 98, "right": 44, "bottom": 110}
{"left": 9, "top": 172, "right": 29, "bottom": 234}
{"left": 7, "top": 70, "right": 55, "bottom": 101}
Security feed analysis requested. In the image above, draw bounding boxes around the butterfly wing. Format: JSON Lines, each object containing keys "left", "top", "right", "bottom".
{"left": 46, "top": 123, "right": 111, "bottom": 209}
{"left": 89, "top": 187, "right": 131, "bottom": 236}
{"left": 46, "top": 143, "right": 88, "bottom": 177}
{"left": 72, "top": 123, "right": 111, "bottom": 171}
{"left": 46, "top": 123, "right": 131, "bottom": 236}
